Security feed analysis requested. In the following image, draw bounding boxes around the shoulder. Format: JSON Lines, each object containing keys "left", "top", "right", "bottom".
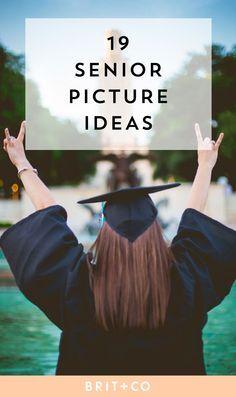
{"left": 0, "top": 204, "right": 67, "bottom": 244}
{"left": 174, "top": 207, "right": 236, "bottom": 235}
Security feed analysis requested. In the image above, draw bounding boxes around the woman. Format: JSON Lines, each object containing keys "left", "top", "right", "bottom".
{"left": 0, "top": 122, "right": 235, "bottom": 375}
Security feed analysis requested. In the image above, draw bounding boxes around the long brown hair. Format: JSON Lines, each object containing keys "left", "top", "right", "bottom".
{"left": 87, "top": 220, "right": 172, "bottom": 331}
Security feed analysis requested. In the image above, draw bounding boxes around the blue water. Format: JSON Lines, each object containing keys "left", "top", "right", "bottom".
{"left": 0, "top": 288, "right": 60, "bottom": 375}
{"left": 0, "top": 251, "right": 235, "bottom": 375}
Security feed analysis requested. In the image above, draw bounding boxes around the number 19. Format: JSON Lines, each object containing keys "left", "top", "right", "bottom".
{"left": 107, "top": 36, "right": 129, "bottom": 51}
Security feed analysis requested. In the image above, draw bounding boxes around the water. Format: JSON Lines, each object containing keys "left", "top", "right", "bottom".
{"left": 203, "top": 286, "right": 236, "bottom": 375}
{"left": 0, "top": 288, "right": 60, "bottom": 375}
{"left": 0, "top": 253, "right": 235, "bottom": 375}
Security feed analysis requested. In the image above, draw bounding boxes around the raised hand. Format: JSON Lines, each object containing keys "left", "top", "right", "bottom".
{"left": 195, "top": 123, "right": 224, "bottom": 169}
{"left": 186, "top": 124, "right": 224, "bottom": 212}
{"left": 3, "top": 121, "right": 29, "bottom": 168}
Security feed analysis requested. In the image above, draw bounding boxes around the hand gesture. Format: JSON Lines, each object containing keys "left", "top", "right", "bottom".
{"left": 195, "top": 123, "right": 224, "bottom": 169}
{"left": 3, "top": 121, "right": 28, "bottom": 168}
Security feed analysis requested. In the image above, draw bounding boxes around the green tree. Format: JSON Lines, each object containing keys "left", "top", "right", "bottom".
{"left": 0, "top": 44, "right": 99, "bottom": 198}
{"left": 152, "top": 45, "right": 236, "bottom": 189}
{"left": 0, "top": 44, "right": 25, "bottom": 197}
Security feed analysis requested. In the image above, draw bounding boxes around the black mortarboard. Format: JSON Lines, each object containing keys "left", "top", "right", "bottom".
{"left": 78, "top": 183, "right": 180, "bottom": 242}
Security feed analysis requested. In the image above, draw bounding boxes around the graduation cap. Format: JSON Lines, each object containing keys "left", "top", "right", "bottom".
{"left": 78, "top": 183, "right": 180, "bottom": 242}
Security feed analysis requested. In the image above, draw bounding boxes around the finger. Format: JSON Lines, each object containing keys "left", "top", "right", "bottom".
{"left": 3, "top": 138, "right": 8, "bottom": 151}
{"left": 4, "top": 128, "right": 11, "bottom": 141}
{"left": 17, "top": 120, "right": 26, "bottom": 142}
{"left": 203, "top": 137, "right": 213, "bottom": 149}
{"left": 214, "top": 132, "right": 224, "bottom": 150}
{"left": 195, "top": 123, "right": 203, "bottom": 144}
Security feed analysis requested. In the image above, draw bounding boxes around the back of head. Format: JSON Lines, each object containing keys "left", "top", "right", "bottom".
{"left": 79, "top": 183, "right": 180, "bottom": 331}
{"left": 87, "top": 220, "right": 172, "bottom": 331}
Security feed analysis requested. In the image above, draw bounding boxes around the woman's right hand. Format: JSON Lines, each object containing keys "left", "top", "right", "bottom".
{"left": 195, "top": 123, "right": 224, "bottom": 169}
{"left": 3, "top": 121, "right": 30, "bottom": 169}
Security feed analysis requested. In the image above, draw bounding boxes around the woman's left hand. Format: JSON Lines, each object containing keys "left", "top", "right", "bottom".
{"left": 3, "top": 121, "right": 29, "bottom": 168}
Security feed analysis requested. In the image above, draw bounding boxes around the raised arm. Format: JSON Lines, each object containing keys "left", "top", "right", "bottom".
{"left": 3, "top": 121, "right": 57, "bottom": 210}
{"left": 186, "top": 123, "right": 224, "bottom": 212}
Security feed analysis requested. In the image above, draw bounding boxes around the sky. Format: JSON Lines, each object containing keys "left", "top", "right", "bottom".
{"left": 0, "top": 0, "right": 235, "bottom": 55}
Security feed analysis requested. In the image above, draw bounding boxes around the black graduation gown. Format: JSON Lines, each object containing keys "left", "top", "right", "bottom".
{"left": 0, "top": 205, "right": 235, "bottom": 375}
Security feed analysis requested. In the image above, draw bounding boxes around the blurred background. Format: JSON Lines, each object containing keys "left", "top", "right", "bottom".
{"left": 0, "top": 0, "right": 235, "bottom": 375}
